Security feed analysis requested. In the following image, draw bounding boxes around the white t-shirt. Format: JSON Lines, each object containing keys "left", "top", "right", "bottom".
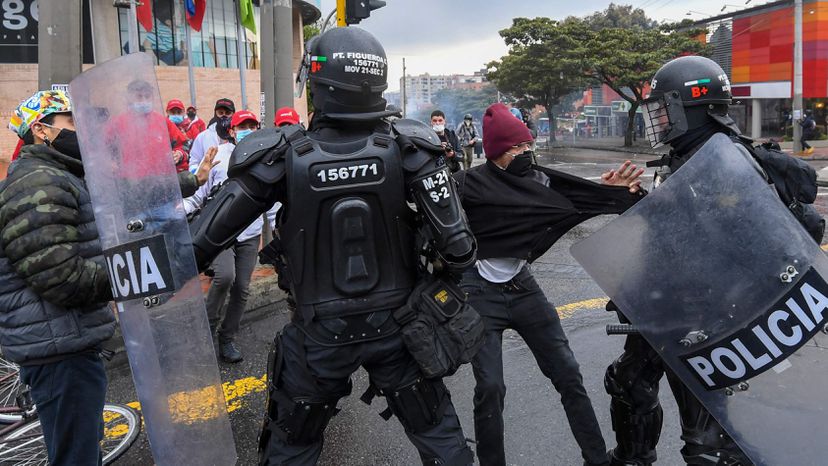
{"left": 184, "top": 142, "right": 280, "bottom": 243}
{"left": 188, "top": 122, "right": 220, "bottom": 173}
{"left": 476, "top": 258, "right": 527, "bottom": 283}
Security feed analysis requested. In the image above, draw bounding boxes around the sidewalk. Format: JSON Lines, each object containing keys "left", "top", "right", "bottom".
{"left": 105, "top": 265, "right": 290, "bottom": 369}
{"left": 547, "top": 136, "right": 666, "bottom": 156}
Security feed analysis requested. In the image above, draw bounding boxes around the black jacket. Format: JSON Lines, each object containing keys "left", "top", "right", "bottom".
{"left": 437, "top": 129, "right": 462, "bottom": 173}
{"left": 455, "top": 161, "right": 642, "bottom": 261}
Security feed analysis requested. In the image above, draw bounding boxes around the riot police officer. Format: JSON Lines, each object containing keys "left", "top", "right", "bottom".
{"left": 604, "top": 56, "right": 757, "bottom": 466}
{"left": 189, "top": 27, "right": 477, "bottom": 465}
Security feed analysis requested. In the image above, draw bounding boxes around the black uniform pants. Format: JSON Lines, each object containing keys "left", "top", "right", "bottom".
{"left": 607, "top": 333, "right": 751, "bottom": 465}
{"left": 259, "top": 323, "right": 471, "bottom": 465}
{"left": 460, "top": 267, "right": 608, "bottom": 466}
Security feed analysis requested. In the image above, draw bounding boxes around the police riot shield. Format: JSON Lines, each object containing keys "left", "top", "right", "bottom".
{"left": 571, "top": 133, "right": 828, "bottom": 466}
{"left": 69, "top": 54, "right": 237, "bottom": 466}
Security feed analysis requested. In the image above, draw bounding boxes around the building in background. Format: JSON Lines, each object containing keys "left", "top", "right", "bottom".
{"left": 691, "top": 0, "right": 828, "bottom": 139}
{"left": 399, "top": 70, "right": 490, "bottom": 114}
{"left": 0, "top": 0, "right": 321, "bottom": 177}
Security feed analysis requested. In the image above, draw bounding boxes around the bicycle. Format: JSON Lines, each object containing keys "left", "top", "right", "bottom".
{"left": 0, "top": 355, "right": 141, "bottom": 465}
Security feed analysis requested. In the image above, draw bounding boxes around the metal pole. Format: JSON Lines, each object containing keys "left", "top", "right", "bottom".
{"left": 260, "top": 0, "right": 276, "bottom": 127}
{"left": 793, "top": 0, "right": 803, "bottom": 153}
{"left": 401, "top": 58, "right": 406, "bottom": 118}
{"left": 38, "top": 0, "right": 83, "bottom": 89}
{"left": 184, "top": 25, "right": 197, "bottom": 107}
{"left": 234, "top": 1, "right": 248, "bottom": 109}
{"left": 128, "top": 1, "right": 140, "bottom": 54}
{"left": 274, "top": 0, "right": 294, "bottom": 109}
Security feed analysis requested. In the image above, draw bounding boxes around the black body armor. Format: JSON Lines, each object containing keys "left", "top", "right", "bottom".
{"left": 190, "top": 119, "right": 476, "bottom": 347}
{"left": 280, "top": 126, "right": 417, "bottom": 345}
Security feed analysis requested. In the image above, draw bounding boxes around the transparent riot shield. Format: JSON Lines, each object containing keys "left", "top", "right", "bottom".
{"left": 69, "top": 54, "right": 237, "bottom": 466}
{"left": 571, "top": 133, "right": 828, "bottom": 466}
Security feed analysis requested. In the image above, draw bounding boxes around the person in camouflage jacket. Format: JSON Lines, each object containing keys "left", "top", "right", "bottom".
{"left": 1, "top": 90, "right": 217, "bottom": 465}
{"left": 0, "top": 90, "right": 115, "bottom": 466}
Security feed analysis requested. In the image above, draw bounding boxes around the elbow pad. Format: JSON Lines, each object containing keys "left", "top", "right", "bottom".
{"left": 409, "top": 168, "right": 476, "bottom": 270}
{"left": 189, "top": 179, "right": 271, "bottom": 271}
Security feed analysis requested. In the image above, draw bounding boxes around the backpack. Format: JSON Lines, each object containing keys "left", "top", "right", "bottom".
{"left": 750, "top": 141, "right": 825, "bottom": 243}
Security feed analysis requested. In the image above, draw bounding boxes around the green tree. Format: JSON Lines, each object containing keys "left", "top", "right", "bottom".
{"left": 486, "top": 18, "right": 589, "bottom": 142}
{"left": 582, "top": 3, "right": 657, "bottom": 30}
{"left": 579, "top": 5, "right": 708, "bottom": 145}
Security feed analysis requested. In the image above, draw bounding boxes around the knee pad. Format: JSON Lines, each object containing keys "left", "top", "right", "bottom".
{"left": 257, "top": 335, "right": 344, "bottom": 449}
{"left": 383, "top": 378, "right": 450, "bottom": 434}
{"left": 606, "top": 350, "right": 664, "bottom": 465}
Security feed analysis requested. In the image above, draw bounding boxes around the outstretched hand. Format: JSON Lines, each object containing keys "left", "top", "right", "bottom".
{"left": 195, "top": 147, "right": 220, "bottom": 186}
{"left": 601, "top": 160, "right": 644, "bottom": 193}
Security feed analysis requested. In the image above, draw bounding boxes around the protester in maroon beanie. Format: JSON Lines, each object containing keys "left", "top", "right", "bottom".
{"left": 454, "top": 102, "right": 645, "bottom": 466}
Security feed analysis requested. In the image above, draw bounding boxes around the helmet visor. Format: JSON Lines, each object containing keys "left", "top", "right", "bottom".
{"left": 642, "top": 95, "right": 671, "bottom": 149}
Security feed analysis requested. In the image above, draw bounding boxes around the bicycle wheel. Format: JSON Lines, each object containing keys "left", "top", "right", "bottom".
{"left": 101, "top": 403, "right": 141, "bottom": 464}
{"left": 0, "top": 403, "right": 141, "bottom": 465}
{"left": 0, "top": 419, "right": 47, "bottom": 465}
{"left": 0, "top": 356, "right": 26, "bottom": 423}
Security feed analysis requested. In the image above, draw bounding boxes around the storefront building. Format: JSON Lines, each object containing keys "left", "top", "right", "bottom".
{"left": 1, "top": 0, "right": 321, "bottom": 177}
{"left": 696, "top": 0, "right": 828, "bottom": 139}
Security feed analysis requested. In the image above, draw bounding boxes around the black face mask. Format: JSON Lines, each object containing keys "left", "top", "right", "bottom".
{"left": 505, "top": 151, "right": 534, "bottom": 176}
{"left": 187, "top": 111, "right": 197, "bottom": 120}
{"left": 47, "top": 129, "right": 82, "bottom": 160}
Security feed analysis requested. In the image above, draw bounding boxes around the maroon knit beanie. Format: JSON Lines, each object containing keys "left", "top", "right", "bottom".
{"left": 483, "top": 103, "right": 533, "bottom": 159}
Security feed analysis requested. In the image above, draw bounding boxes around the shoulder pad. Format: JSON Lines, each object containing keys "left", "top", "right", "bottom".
{"left": 392, "top": 119, "right": 445, "bottom": 172}
{"left": 392, "top": 119, "right": 443, "bottom": 152}
{"left": 229, "top": 127, "right": 286, "bottom": 172}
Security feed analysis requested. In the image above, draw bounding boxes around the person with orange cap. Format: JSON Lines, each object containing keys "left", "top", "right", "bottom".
{"left": 453, "top": 102, "right": 644, "bottom": 466}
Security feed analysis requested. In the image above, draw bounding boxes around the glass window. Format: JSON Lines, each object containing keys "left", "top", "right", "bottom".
{"left": 118, "top": 0, "right": 257, "bottom": 70}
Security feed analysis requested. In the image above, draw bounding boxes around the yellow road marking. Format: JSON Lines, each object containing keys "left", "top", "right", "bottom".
{"left": 556, "top": 297, "right": 609, "bottom": 319}
{"left": 821, "top": 244, "right": 828, "bottom": 251}
{"left": 123, "top": 297, "right": 609, "bottom": 421}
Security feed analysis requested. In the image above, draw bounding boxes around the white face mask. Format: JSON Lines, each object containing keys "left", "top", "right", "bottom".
{"left": 432, "top": 124, "right": 445, "bottom": 133}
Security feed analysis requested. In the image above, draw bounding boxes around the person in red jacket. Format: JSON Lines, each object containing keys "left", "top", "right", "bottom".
{"left": 164, "top": 99, "right": 190, "bottom": 172}
{"left": 185, "top": 105, "right": 207, "bottom": 140}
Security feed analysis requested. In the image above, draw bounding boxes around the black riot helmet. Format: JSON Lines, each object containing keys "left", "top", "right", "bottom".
{"left": 642, "top": 56, "right": 737, "bottom": 148}
{"left": 297, "top": 27, "right": 393, "bottom": 121}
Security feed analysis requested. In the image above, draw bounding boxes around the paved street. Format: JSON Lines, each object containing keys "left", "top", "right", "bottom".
{"left": 106, "top": 147, "right": 828, "bottom": 465}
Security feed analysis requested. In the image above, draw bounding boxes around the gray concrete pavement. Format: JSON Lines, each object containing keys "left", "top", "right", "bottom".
{"left": 105, "top": 147, "right": 828, "bottom": 465}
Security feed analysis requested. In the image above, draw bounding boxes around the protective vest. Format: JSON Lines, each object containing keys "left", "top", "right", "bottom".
{"left": 280, "top": 127, "right": 418, "bottom": 345}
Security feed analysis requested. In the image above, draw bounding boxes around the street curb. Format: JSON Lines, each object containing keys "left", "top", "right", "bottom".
{"left": 543, "top": 143, "right": 666, "bottom": 156}
{"left": 104, "top": 270, "right": 290, "bottom": 371}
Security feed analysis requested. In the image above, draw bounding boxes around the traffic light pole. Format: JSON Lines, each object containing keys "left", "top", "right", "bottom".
{"left": 274, "top": 0, "right": 294, "bottom": 109}
{"left": 792, "top": 0, "right": 803, "bottom": 153}
{"left": 260, "top": 0, "right": 276, "bottom": 126}
{"left": 38, "top": 0, "right": 83, "bottom": 89}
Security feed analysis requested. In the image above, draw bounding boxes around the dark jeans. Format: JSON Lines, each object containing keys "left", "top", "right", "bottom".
{"left": 19, "top": 352, "right": 107, "bottom": 466}
{"left": 259, "top": 324, "right": 471, "bottom": 465}
{"left": 461, "top": 267, "right": 607, "bottom": 466}
{"left": 801, "top": 131, "right": 812, "bottom": 150}
{"left": 206, "top": 235, "right": 260, "bottom": 343}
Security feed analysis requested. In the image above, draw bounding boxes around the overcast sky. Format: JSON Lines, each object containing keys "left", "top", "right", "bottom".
{"left": 316, "top": 0, "right": 767, "bottom": 91}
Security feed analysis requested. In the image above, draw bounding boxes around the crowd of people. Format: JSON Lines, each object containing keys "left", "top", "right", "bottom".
{"left": 1, "top": 25, "right": 816, "bottom": 466}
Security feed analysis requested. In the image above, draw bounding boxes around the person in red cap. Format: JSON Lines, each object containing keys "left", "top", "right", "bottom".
{"left": 453, "top": 103, "right": 645, "bottom": 466}
{"left": 185, "top": 105, "right": 207, "bottom": 140}
{"left": 184, "top": 109, "right": 280, "bottom": 363}
{"left": 274, "top": 106, "right": 301, "bottom": 127}
{"left": 166, "top": 99, "right": 190, "bottom": 139}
